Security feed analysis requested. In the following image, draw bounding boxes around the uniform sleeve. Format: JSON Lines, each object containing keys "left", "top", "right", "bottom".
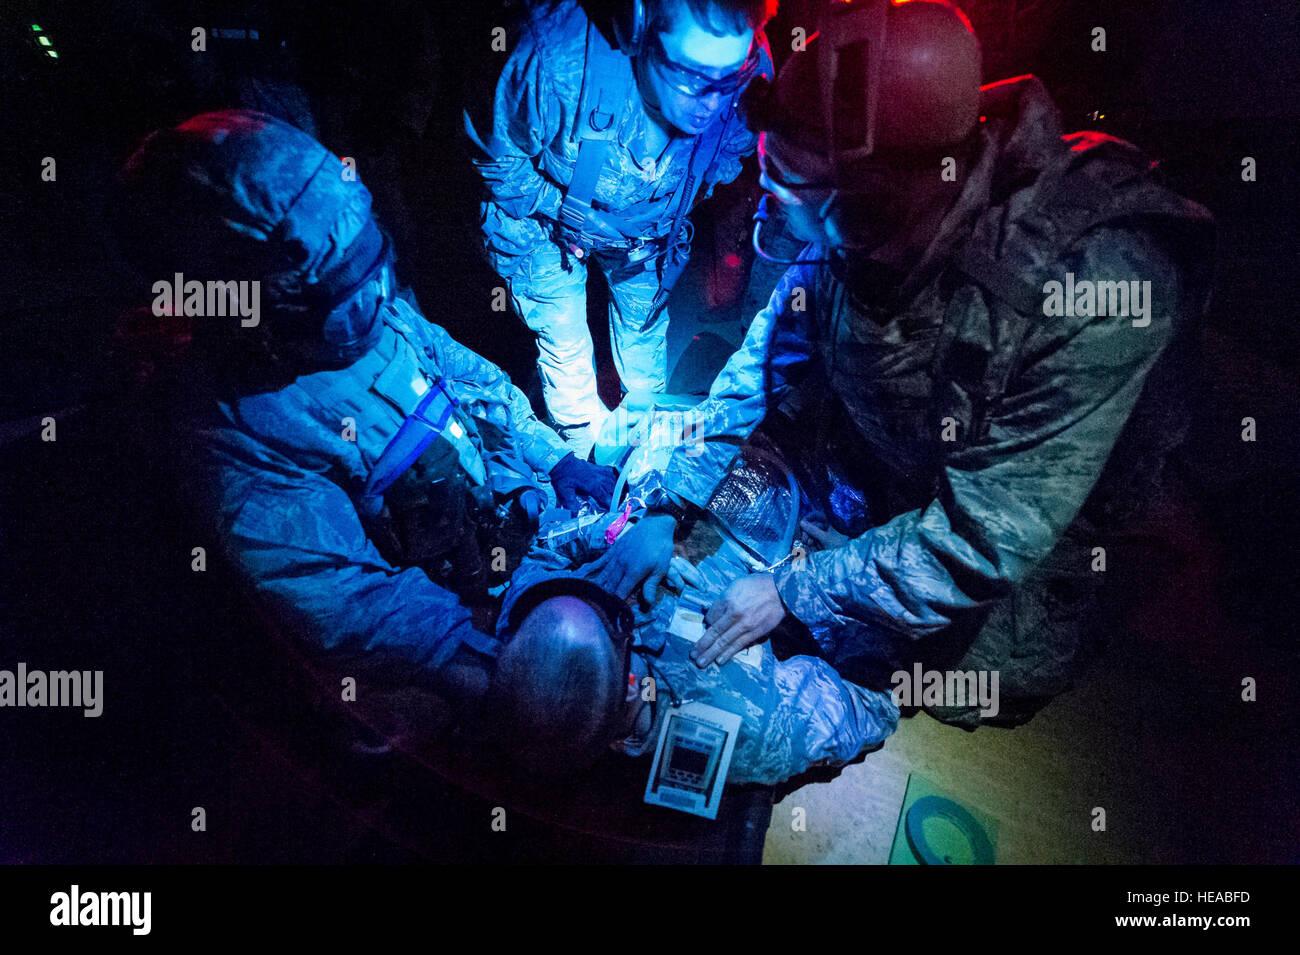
{"left": 738, "top": 655, "right": 899, "bottom": 786}
{"left": 462, "top": 21, "right": 566, "bottom": 221}
{"left": 771, "top": 229, "right": 1182, "bottom": 644}
{"left": 428, "top": 322, "right": 570, "bottom": 475}
{"left": 200, "top": 431, "right": 496, "bottom": 685}
{"left": 661, "top": 260, "right": 819, "bottom": 506}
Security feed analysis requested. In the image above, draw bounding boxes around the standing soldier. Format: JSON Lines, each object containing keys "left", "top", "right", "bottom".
{"left": 465, "top": 0, "right": 776, "bottom": 457}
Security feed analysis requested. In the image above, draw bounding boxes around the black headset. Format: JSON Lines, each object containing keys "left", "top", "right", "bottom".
{"left": 612, "top": 0, "right": 651, "bottom": 54}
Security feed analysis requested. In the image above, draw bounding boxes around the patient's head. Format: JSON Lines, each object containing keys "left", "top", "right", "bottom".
{"left": 491, "top": 586, "right": 634, "bottom": 777}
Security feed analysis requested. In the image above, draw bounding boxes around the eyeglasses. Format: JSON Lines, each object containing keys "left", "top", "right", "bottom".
{"left": 646, "top": 32, "right": 761, "bottom": 98}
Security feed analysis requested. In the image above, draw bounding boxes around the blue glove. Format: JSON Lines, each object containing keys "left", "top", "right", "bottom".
{"left": 549, "top": 453, "right": 616, "bottom": 510}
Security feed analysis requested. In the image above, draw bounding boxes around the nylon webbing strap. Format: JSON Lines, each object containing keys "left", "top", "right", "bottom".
{"left": 572, "top": 22, "right": 625, "bottom": 143}
{"left": 953, "top": 244, "right": 1044, "bottom": 318}
{"left": 364, "top": 379, "right": 459, "bottom": 502}
{"left": 565, "top": 136, "right": 613, "bottom": 210}
{"left": 561, "top": 22, "right": 629, "bottom": 225}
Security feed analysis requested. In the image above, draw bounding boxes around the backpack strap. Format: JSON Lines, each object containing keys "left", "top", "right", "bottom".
{"left": 561, "top": 21, "right": 630, "bottom": 214}
{"left": 933, "top": 139, "right": 1206, "bottom": 445}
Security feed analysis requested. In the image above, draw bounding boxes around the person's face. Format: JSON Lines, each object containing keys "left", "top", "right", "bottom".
{"left": 760, "top": 131, "right": 930, "bottom": 255}
{"left": 757, "top": 131, "right": 838, "bottom": 246}
{"left": 639, "top": 7, "right": 755, "bottom": 135}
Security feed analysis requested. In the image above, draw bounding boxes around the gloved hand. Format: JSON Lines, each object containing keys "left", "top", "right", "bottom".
{"left": 549, "top": 453, "right": 617, "bottom": 510}
{"left": 585, "top": 513, "right": 676, "bottom": 602}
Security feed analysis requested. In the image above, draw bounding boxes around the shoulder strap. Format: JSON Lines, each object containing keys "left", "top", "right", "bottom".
{"left": 932, "top": 242, "right": 1037, "bottom": 394}
{"left": 934, "top": 140, "right": 1206, "bottom": 433}
{"left": 930, "top": 249, "right": 1034, "bottom": 446}
{"left": 572, "top": 21, "right": 627, "bottom": 143}
{"left": 563, "top": 21, "right": 630, "bottom": 209}
{"left": 566, "top": 137, "right": 613, "bottom": 209}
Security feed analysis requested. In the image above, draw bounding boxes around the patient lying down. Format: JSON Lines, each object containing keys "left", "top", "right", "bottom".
{"left": 488, "top": 562, "right": 900, "bottom": 788}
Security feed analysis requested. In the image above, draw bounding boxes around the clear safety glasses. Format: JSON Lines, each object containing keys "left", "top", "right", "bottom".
{"left": 646, "top": 31, "right": 761, "bottom": 98}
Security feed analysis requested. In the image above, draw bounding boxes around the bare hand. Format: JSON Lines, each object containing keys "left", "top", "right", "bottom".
{"left": 691, "top": 573, "right": 787, "bottom": 668}
{"left": 666, "top": 555, "right": 705, "bottom": 594}
{"left": 800, "top": 518, "right": 852, "bottom": 550}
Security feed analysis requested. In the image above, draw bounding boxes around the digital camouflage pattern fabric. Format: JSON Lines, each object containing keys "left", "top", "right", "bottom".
{"left": 661, "top": 76, "right": 1215, "bottom": 726}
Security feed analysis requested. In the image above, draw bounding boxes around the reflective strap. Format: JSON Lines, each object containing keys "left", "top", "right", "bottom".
{"left": 560, "top": 136, "right": 615, "bottom": 224}
{"left": 363, "top": 379, "right": 460, "bottom": 501}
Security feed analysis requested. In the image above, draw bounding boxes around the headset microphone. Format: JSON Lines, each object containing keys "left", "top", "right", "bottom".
{"left": 751, "top": 195, "right": 834, "bottom": 266}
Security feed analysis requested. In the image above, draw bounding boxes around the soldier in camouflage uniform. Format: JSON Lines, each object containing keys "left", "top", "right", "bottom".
{"left": 464, "top": 0, "right": 775, "bottom": 456}
{"left": 118, "top": 110, "right": 618, "bottom": 712}
{"left": 592, "top": 0, "right": 1215, "bottom": 726}
{"left": 495, "top": 537, "right": 899, "bottom": 786}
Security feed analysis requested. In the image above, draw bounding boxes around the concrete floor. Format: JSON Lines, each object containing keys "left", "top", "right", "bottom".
{"left": 764, "top": 625, "right": 1296, "bottom": 864}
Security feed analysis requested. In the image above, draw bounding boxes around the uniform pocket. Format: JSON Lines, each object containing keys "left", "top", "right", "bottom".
{"left": 482, "top": 203, "right": 550, "bottom": 270}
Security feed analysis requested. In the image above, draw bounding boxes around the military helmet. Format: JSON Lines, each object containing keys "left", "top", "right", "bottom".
{"left": 117, "top": 109, "right": 394, "bottom": 367}
{"left": 755, "top": 0, "right": 982, "bottom": 183}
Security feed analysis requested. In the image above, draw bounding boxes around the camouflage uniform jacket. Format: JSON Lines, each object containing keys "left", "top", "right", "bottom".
{"left": 173, "top": 299, "right": 569, "bottom": 680}
{"left": 462, "top": 0, "right": 760, "bottom": 261}
{"left": 660, "top": 76, "right": 1215, "bottom": 724}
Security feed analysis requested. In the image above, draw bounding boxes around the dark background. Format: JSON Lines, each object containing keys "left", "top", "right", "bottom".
{"left": 0, "top": 0, "right": 1296, "bottom": 863}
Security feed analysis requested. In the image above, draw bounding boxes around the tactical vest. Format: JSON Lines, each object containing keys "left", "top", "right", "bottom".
{"left": 293, "top": 308, "right": 538, "bottom": 600}
{"left": 946, "top": 138, "right": 1211, "bottom": 432}
{"left": 809, "top": 134, "right": 1214, "bottom": 726}
{"left": 561, "top": 21, "right": 767, "bottom": 313}
{"left": 940, "top": 140, "right": 1212, "bottom": 726}
{"left": 817, "top": 133, "right": 1215, "bottom": 522}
